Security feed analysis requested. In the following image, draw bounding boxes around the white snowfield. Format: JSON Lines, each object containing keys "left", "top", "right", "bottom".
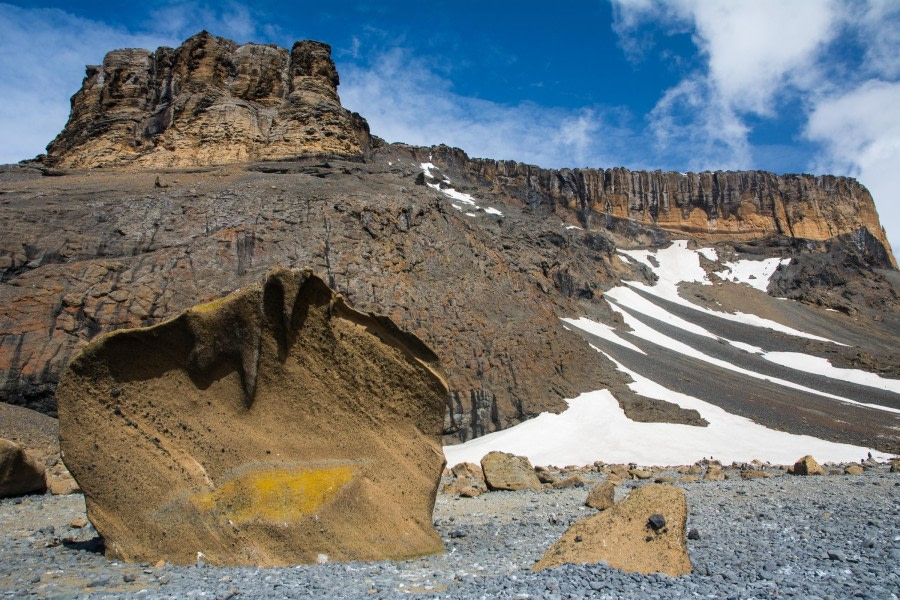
{"left": 420, "top": 162, "right": 504, "bottom": 217}
{"left": 443, "top": 239, "right": 897, "bottom": 467}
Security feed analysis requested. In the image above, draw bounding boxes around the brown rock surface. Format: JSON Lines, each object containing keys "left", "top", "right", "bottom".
{"left": 45, "top": 32, "right": 372, "bottom": 168}
{"left": 56, "top": 268, "right": 448, "bottom": 566}
{"left": 790, "top": 455, "right": 825, "bottom": 476}
{"left": 584, "top": 481, "right": 615, "bottom": 511}
{"left": 534, "top": 485, "right": 691, "bottom": 576}
{"left": 843, "top": 464, "right": 864, "bottom": 475}
{"left": 0, "top": 438, "right": 46, "bottom": 497}
{"left": 480, "top": 451, "right": 542, "bottom": 491}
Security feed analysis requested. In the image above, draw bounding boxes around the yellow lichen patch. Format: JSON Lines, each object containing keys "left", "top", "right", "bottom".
{"left": 190, "top": 465, "right": 355, "bottom": 525}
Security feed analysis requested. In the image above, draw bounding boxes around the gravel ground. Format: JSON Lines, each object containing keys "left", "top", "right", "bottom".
{"left": 1, "top": 467, "right": 898, "bottom": 599}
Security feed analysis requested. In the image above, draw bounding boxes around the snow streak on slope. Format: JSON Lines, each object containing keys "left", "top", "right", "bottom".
{"left": 420, "top": 162, "right": 504, "bottom": 217}
{"left": 762, "top": 352, "right": 900, "bottom": 394}
{"left": 618, "top": 241, "right": 839, "bottom": 343}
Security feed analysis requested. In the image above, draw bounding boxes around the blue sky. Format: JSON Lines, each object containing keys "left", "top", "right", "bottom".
{"left": 1, "top": 1, "right": 899, "bottom": 250}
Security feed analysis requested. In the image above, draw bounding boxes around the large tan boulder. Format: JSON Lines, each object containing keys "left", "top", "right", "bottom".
{"left": 0, "top": 439, "right": 47, "bottom": 497}
{"left": 534, "top": 485, "right": 691, "bottom": 576}
{"left": 480, "top": 451, "right": 542, "bottom": 491}
{"left": 57, "top": 268, "right": 448, "bottom": 566}
{"left": 790, "top": 455, "right": 825, "bottom": 476}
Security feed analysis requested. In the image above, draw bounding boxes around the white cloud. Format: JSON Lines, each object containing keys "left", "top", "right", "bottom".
{"left": 806, "top": 80, "right": 900, "bottom": 250}
{"left": 338, "top": 48, "right": 632, "bottom": 168}
{"left": 612, "top": 0, "right": 900, "bottom": 250}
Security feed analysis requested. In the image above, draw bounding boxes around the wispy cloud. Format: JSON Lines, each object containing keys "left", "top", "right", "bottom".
{"left": 338, "top": 47, "right": 639, "bottom": 169}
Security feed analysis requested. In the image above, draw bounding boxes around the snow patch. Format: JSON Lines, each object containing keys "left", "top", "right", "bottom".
{"left": 716, "top": 257, "right": 789, "bottom": 292}
{"left": 443, "top": 366, "right": 884, "bottom": 467}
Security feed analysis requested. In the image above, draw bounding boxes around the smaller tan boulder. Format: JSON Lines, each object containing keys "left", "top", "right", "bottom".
{"left": 790, "top": 455, "right": 825, "bottom": 476}
{"left": 890, "top": 460, "right": 899, "bottom": 473}
{"left": 554, "top": 474, "right": 588, "bottom": 489}
{"left": 629, "top": 468, "right": 652, "bottom": 480}
{"left": 534, "top": 485, "right": 691, "bottom": 576}
{"left": 605, "top": 473, "right": 622, "bottom": 486}
{"left": 585, "top": 482, "right": 615, "bottom": 511}
{"left": 679, "top": 475, "right": 699, "bottom": 483}
{"left": 480, "top": 451, "right": 541, "bottom": 491}
{"left": 450, "top": 462, "right": 484, "bottom": 481}
{"left": 0, "top": 439, "right": 46, "bottom": 497}
{"left": 843, "top": 464, "right": 864, "bottom": 476}
{"left": 607, "top": 464, "right": 629, "bottom": 478}
{"left": 740, "top": 470, "right": 773, "bottom": 480}
{"left": 703, "top": 466, "right": 725, "bottom": 481}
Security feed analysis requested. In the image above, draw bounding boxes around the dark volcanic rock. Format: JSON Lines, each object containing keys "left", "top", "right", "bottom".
{"left": 57, "top": 268, "right": 447, "bottom": 565}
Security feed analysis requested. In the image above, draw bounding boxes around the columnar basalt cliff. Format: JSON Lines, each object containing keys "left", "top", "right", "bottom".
{"left": 44, "top": 31, "right": 372, "bottom": 168}
{"left": 418, "top": 145, "right": 896, "bottom": 268}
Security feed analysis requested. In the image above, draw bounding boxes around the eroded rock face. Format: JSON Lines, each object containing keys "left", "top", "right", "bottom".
{"left": 45, "top": 32, "right": 372, "bottom": 168}
{"left": 422, "top": 145, "right": 896, "bottom": 267}
{"left": 57, "top": 268, "right": 447, "bottom": 566}
{"left": 534, "top": 485, "right": 691, "bottom": 576}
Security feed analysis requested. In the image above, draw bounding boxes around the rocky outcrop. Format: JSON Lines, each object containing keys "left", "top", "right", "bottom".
{"left": 416, "top": 145, "right": 896, "bottom": 268}
{"left": 481, "top": 451, "right": 542, "bottom": 491}
{"left": 0, "top": 157, "right": 618, "bottom": 443}
{"left": 56, "top": 268, "right": 448, "bottom": 566}
{"left": 44, "top": 32, "right": 372, "bottom": 168}
{"left": 0, "top": 438, "right": 46, "bottom": 497}
{"left": 534, "top": 485, "right": 691, "bottom": 576}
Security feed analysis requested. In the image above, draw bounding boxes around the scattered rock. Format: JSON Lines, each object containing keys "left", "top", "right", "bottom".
{"left": 740, "top": 470, "right": 773, "bottom": 479}
{"left": 534, "top": 485, "right": 691, "bottom": 576}
{"left": 584, "top": 482, "right": 615, "bottom": 511}
{"left": 480, "top": 452, "right": 541, "bottom": 491}
{"left": 553, "top": 474, "right": 587, "bottom": 489}
{"left": 790, "top": 455, "right": 825, "bottom": 476}
{"left": 57, "top": 268, "right": 448, "bottom": 566}
{"left": 605, "top": 473, "right": 623, "bottom": 486}
{"left": 647, "top": 514, "right": 666, "bottom": 530}
{"left": 629, "top": 468, "right": 652, "bottom": 480}
{"left": 69, "top": 518, "right": 88, "bottom": 528}
{"left": 450, "top": 462, "right": 483, "bottom": 482}
{"left": 654, "top": 476, "right": 676, "bottom": 483}
{"left": 0, "top": 438, "right": 46, "bottom": 497}
{"left": 844, "top": 464, "right": 864, "bottom": 475}
{"left": 703, "top": 467, "right": 726, "bottom": 481}
{"left": 687, "top": 528, "right": 701, "bottom": 540}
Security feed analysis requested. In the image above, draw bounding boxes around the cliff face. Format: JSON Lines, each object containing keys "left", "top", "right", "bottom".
{"left": 421, "top": 145, "right": 896, "bottom": 268}
{"left": 45, "top": 32, "right": 372, "bottom": 168}
{"left": 3, "top": 33, "right": 897, "bottom": 446}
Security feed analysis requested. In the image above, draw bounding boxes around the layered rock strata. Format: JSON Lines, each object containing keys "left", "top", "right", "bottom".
{"left": 56, "top": 268, "right": 448, "bottom": 566}
{"left": 416, "top": 145, "right": 896, "bottom": 268}
{"left": 44, "top": 32, "right": 372, "bottom": 168}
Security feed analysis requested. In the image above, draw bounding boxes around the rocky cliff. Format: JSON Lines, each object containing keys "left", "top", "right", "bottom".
{"left": 2, "top": 33, "right": 898, "bottom": 446}
{"left": 419, "top": 145, "right": 896, "bottom": 269}
{"left": 44, "top": 32, "right": 372, "bottom": 168}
